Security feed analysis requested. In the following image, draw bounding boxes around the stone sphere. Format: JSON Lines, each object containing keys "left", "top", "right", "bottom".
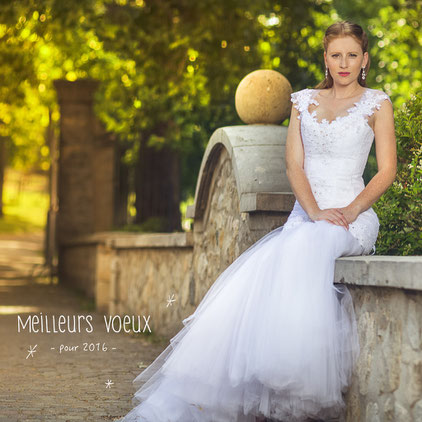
{"left": 235, "top": 69, "right": 292, "bottom": 124}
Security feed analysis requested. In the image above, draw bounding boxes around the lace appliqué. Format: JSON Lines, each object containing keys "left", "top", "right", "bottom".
{"left": 291, "top": 90, "right": 318, "bottom": 121}
{"left": 291, "top": 88, "right": 391, "bottom": 126}
{"left": 283, "top": 201, "right": 313, "bottom": 230}
{"left": 283, "top": 214, "right": 310, "bottom": 230}
{"left": 355, "top": 91, "right": 392, "bottom": 124}
{"left": 348, "top": 218, "right": 379, "bottom": 255}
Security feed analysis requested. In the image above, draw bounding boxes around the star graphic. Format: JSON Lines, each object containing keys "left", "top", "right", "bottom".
{"left": 166, "top": 293, "right": 176, "bottom": 307}
{"left": 26, "top": 344, "right": 38, "bottom": 359}
{"left": 105, "top": 379, "right": 114, "bottom": 389}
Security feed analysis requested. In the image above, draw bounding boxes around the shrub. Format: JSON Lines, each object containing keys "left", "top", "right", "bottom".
{"left": 374, "top": 93, "right": 422, "bottom": 255}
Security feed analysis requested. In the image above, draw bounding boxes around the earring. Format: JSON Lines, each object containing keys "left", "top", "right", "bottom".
{"left": 325, "top": 67, "right": 328, "bottom": 78}
{"left": 361, "top": 67, "right": 366, "bottom": 80}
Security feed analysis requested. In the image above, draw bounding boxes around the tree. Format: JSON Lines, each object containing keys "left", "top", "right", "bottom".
{"left": 0, "top": 0, "right": 419, "bottom": 233}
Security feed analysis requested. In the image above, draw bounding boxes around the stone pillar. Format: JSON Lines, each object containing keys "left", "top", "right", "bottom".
{"left": 54, "top": 79, "right": 115, "bottom": 289}
{"left": 93, "top": 118, "right": 116, "bottom": 233}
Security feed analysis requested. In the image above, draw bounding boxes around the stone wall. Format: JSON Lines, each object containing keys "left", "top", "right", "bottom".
{"left": 58, "top": 123, "right": 422, "bottom": 421}
{"left": 190, "top": 146, "right": 256, "bottom": 304}
{"left": 59, "top": 125, "right": 293, "bottom": 310}
{"left": 334, "top": 256, "right": 422, "bottom": 422}
{"left": 189, "top": 125, "right": 293, "bottom": 303}
{"left": 106, "top": 233, "right": 193, "bottom": 338}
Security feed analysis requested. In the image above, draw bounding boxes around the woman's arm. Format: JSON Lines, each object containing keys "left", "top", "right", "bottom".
{"left": 285, "top": 101, "right": 349, "bottom": 228}
{"left": 345, "top": 98, "right": 397, "bottom": 217}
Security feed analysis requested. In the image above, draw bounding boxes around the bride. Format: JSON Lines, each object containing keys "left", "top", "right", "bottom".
{"left": 118, "top": 20, "right": 396, "bottom": 422}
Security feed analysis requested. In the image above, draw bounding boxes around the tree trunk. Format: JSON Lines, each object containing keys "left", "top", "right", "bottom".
{"left": 134, "top": 135, "right": 181, "bottom": 232}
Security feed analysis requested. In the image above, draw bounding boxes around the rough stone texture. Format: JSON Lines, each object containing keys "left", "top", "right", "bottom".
{"left": 235, "top": 69, "right": 292, "bottom": 124}
{"left": 190, "top": 125, "right": 293, "bottom": 223}
{"left": 93, "top": 119, "right": 116, "bottom": 233}
{"left": 54, "top": 79, "right": 116, "bottom": 293}
{"left": 333, "top": 255, "right": 422, "bottom": 421}
{"left": 60, "top": 125, "right": 293, "bottom": 333}
{"left": 191, "top": 146, "right": 289, "bottom": 305}
{"left": 60, "top": 232, "right": 194, "bottom": 337}
{"left": 191, "top": 147, "right": 247, "bottom": 305}
{"left": 60, "top": 244, "right": 97, "bottom": 299}
{"left": 96, "top": 243, "right": 113, "bottom": 313}
{"left": 54, "top": 79, "right": 99, "bottom": 239}
{"left": 109, "top": 246, "right": 193, "bottom": 338}
{"left": 344, "top": 285, "right": 422, "bottom": 422}
{"left": 335, "top": 255, "right": 422, "bottom": 291}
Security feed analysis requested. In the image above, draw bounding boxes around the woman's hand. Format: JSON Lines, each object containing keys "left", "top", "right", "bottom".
{"left": 309, "top": 207, "right": 356, "bottom": 230}
{"left": 309, "top": 204, "right": 360, "bottom": 230}
{"left": 337, "top": 204, "right": 361, "bottom": 226}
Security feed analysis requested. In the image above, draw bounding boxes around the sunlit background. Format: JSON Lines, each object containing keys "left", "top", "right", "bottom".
{"left": 0, "top": 0, "right": 420, "bottom": 237}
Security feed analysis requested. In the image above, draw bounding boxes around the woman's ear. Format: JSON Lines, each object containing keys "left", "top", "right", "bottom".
{"left": 363, "top": 51, "right": 369, "bottom": 68}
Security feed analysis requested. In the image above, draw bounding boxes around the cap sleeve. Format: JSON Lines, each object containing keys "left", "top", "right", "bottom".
{"left": 374, "top": 91, "right": 393, "bottom": 111}
{"left": 361, "top": 90, "right": 393, "bottom": 118}
{"left": 290, "top": 89, "right": 310, "bottom": 120}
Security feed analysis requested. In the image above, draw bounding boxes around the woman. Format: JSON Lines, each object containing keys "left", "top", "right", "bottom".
{"left": 118, "top": 21, "right": 396, "bottom": 422}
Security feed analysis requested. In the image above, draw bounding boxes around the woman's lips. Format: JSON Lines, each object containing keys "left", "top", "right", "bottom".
{"left": 338, "top": 72, "right": 350, "bottom": 76}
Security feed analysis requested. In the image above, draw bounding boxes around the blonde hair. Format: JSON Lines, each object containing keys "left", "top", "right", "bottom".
{"left": 314, "top": 20, "right": 370, "bottom": 89}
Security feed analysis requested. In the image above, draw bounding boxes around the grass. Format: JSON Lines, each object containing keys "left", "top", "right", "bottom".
{"left": 0, "top": 167, "right": 49, "bottom": 234}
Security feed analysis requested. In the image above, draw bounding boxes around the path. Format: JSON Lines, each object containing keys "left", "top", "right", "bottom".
{"left": 0, "top": 232, "right": 166, "bottom": 422}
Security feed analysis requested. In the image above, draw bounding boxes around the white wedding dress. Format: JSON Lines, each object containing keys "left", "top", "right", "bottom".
{"left": 118, "top": 87, "right": 392, "bottom": 422}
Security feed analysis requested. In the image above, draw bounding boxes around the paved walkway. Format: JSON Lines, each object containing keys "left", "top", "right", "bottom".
{"left": 0, "top": 232, "right": 167, "bottom": 422}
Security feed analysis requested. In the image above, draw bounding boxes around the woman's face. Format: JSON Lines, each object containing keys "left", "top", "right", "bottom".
{"left": 324, "top": 36, "right": 368, "bottom": 85}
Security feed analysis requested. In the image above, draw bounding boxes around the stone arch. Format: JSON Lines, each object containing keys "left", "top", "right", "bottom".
{"left": 188, "top": 124, "right": 295, "bottom": 304}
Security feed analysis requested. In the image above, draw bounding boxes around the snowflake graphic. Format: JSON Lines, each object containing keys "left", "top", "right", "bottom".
{"left": 166, "top": 293, "right": 176, "bottom": 307}
{"left": 26, "top": 344, "right": 37, "bottom": 359}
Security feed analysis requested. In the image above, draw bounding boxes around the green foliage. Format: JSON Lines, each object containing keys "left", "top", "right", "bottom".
{"left": 0, "top": 0, "right": 421, "bottom": 240}
{"left": 0, "top": 0, "right": 324, "bottom": 198}
{"left": 373, "top": 94, "right": 422, "bottom": 255}
{"left": 0, "top": 168, "right": 48, "bottom": 233}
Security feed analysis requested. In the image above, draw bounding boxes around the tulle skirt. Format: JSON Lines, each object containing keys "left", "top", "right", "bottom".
{"left": 118, "top": 216, "right": 364, "bottom": 422}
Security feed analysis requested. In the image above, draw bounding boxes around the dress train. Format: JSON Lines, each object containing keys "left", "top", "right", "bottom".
{"left": 118, "top": 218, "right": 363, "bottom": 422}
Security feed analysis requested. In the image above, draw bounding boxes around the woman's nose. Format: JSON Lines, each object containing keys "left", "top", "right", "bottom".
{"left": 340, "top": 57, "right": 348, "bottom": 67}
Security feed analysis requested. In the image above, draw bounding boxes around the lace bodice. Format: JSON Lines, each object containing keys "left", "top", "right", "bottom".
{"left": 284, "top": 87, "right": 393, "bottom": 254}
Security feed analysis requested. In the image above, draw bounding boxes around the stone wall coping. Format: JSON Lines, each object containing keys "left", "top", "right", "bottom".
{"left": 62, "top": 229, "right": 421, "bottom": 291}
{"left": 239, "top": 191, "right": 296, "bottom": 213}
{"left": 61, "top": 231, "right": 194, "bottom": 249}
{"left": 186, "top": 191, "right": 296, "bottom": 218}
{"left": 334, "top": 255, "right": 422, "bottom": 291}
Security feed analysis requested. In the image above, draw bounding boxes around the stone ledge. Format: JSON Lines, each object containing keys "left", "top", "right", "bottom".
{"left": 61, "top": 231, "right": 194, "bottom": 249}
{"left": 334, "top": 255, "right": 422, "bottom": 291}
{"left": 239, "top": 192, "right": 296, "bottom": 213}
{"left": 187, "top": 192, "right": 295, "bottom": 218}
{"left": 61, "top": 231, "right": 421, "bottom": 290}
